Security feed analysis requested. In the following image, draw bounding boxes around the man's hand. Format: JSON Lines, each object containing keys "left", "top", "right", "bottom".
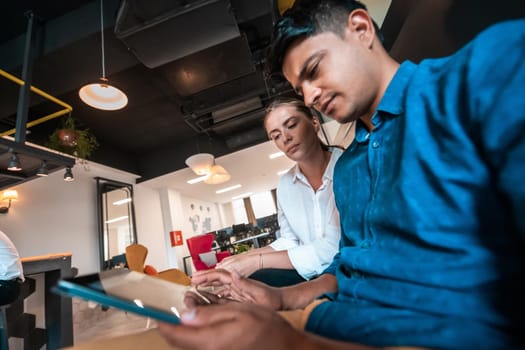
{"left": 191, "top": 269, "right": 283, "bottom": 310}
{"left": 158, "top": 303, "right": 304, "bottom": 350}
{"left": 158, "top": 303, "right": 381, "bottom": 350}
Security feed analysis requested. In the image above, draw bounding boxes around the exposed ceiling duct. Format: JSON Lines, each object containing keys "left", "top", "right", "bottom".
{"left": 114, "top": 0, "right": 240, "bottom": 68}
{"left": 211, "top": 96, "right": 262, "bottom": 123}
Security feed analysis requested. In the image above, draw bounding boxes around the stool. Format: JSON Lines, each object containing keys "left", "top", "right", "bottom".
{"left": 0, "top": 303, "right": 10, "bottom": 350}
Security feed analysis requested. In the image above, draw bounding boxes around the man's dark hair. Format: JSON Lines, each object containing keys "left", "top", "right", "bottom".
{"left": 266, "top": 0, "right": 382, "bottom": 79}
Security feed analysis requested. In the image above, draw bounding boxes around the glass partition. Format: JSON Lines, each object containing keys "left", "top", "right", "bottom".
{"left": 96, "top": 177, "right": 137, "bottom": 270}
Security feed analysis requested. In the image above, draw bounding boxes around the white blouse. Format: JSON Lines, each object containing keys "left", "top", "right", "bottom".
{"left": 270, "top": 147, "right": 343, "bottom": 280}
{"left": 0, "top": 230, "right": 24, "bottom": 281}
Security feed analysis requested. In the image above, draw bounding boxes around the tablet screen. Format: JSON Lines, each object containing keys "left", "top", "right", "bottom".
{"left": 57, "top": 269, "right": 197, "bottom": 322}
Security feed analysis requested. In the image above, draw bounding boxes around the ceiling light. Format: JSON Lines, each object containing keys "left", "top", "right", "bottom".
{"left": 232, "top": 192, "right": 253, "bottom": 200}
{"left": 113, "top": 198, "right": 132, "bottom": 206}
{"left": 36, "top": 160, "right": 49, "bottom": 177}
{"left": 185, "top": 153, "right": 214, "bottom": 176}
{"left": 105, "top": 215, "right": 129, "bottom": 224}
{"left": 187, "top": 175, "right": 208, "bottom": 184}
{"left": 7, "top": 153, "right": 22, "bottom": 171}
{"left": 277, "top": 169, "right": 289, "bottom": 176}
{"left": 204, "top": 164, "right": 231, "bottom": 185}
{"left": 269, "top": 151, "right": 285, "bottom": 159}
{"left": 64, "top": 167, "right": 74, "bottom": 182}
{"left": 79, "top": 80, "right": 128, "bottom": 110}
{"left": 216, "top": 184, "right": 241, "bottom": 194}
{"left": 79, "top": 0, "right": 127, "bottom": 111}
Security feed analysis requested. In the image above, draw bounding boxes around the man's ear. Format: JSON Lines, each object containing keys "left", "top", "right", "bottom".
{"left": 346, "top": 8, "right": 375, "bottom": 48}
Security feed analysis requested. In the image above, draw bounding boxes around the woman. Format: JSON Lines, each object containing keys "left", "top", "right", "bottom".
{"left": 215, "top": 98, "right": 343, "bottom": 286}
{"left": 0, "top": 230, "right": 24, "bottom": 305}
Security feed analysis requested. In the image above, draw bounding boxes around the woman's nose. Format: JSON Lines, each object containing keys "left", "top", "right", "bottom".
{"left": 282, "top": 130, "right": 293, "bottom": 143}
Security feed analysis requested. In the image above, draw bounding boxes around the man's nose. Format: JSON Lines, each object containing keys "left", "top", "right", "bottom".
{"left": 303, "top": 83, "right": 321, "bottom": 108}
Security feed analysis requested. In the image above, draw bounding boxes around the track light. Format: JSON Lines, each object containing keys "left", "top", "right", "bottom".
{"left": 36, "top": 160, "right": 49, "bottom": 177}
{"left": 64, "top": 167, "right": 74, "bottom": 182}
{"left": 7, "top": 153, "right": 22, "bottom": 171}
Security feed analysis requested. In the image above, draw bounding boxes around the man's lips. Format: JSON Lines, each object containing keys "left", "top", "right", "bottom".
{"left": 320, "top": 96, "right": 335, "bottom": 115}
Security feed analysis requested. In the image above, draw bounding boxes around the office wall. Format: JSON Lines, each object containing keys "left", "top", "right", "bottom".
{"left": 0, "top": 162, "right": 140, "bottom": 275}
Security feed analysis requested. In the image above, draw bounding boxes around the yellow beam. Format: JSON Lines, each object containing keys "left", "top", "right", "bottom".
{"left": 0, "top": 69, "right": 73, "bottom": 137}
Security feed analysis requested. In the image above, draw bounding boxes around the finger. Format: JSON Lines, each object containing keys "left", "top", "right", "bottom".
{"left": 157, "top": 309, "right": 242, "bottom": 350}
{"left": 192, "top": 269, "right": 233, "bottom": 286}
{"left": 184, "top": 291, "right": 211, "bottom": 308}
{"left": 179, "top": 304, "right": 247, "bottom": 326}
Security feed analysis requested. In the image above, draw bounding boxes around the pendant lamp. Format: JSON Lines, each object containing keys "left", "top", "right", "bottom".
{"left": 204, "top": 164, "right": 231, "bottom": 185}
{"left": 185, "top": 153, "right": 214, "bottom": 176}
{"left": 79, "top": 0, "right": 127, "bottom": 111}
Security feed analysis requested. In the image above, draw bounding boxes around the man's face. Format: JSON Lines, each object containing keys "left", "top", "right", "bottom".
{"left": 282, "top": 19, "right": 380, "bottom": 123}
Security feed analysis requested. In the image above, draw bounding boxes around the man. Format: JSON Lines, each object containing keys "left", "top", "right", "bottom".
{"left": 0, "top": 230, "right": 24, "bottom": 305}
{"left": 159, "top": 1, "right": 525, "bottom": 349}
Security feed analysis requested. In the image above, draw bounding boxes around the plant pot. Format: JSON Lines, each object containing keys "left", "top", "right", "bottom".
{"left": 58, "top": 129, "right": 79, "bottom": 147}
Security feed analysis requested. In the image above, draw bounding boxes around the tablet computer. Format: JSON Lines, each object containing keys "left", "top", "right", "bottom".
{"left": 54, "top": 269, "right": 201, "bottom": 324}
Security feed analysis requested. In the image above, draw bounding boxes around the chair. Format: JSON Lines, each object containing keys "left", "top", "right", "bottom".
{"left": 0, "top": 304, "right": 9, "bottom": 350}
{"left": 125, "top": 244, "right": 148, "bottom": 272}
{"left": 186, "top": 233, "right": 230, "bottom": 271}
{"left": 124, "top": 244, "right": 190, "bottom": 285}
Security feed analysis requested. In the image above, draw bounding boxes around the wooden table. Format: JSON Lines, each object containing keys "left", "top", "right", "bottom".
{"left": 19, "top": 252, "right": 75, "bottom": 349}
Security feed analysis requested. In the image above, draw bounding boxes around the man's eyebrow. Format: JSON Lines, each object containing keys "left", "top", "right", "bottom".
{"left": 296, "top": 52, "right": 324, "bottom": 90}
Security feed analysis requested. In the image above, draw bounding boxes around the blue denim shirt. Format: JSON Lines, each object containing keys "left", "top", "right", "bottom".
{"left": 306, "top": 19, "right": 525, "bottom": 350}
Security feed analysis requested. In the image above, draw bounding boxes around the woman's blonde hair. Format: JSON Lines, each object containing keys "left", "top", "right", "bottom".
{"left": 264, "top": 97, "right": 330, "bottom": 151}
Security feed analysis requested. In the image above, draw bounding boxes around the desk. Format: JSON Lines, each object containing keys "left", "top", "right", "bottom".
{"left": 19, "top": 253, "right": 75, "bottom": 349}
{"left": 231, "top": 231, "right": 270, "bottom": 248}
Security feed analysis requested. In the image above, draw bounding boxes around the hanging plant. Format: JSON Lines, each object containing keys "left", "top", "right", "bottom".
{"left": 48, "top": 115, "right": 99, "bottom": 159}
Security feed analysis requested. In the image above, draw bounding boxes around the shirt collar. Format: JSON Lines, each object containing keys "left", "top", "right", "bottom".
{"left": 354, "top": 61, "right": 417, "bottom": 143}
{"left": 291, "top": 146, "right": 341, "bottom": 184}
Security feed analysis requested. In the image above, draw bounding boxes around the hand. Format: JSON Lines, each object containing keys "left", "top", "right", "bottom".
{"left": 183, "top": 290, "right": 234, "bottom": 309}
{"left": 216, "top": 253, "right": 259, "bottom": 277}
{"left": 192, "top": 269, "right": 282, "bottom": 310}
{"left": 158, "top": 303, "right": 304, "bottom": 350}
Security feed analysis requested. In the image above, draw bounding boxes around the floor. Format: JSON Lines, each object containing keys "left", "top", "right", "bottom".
{"left": 7, "top": 308, "right": 153, "bottom": 350}
{"left": 73, "top": 306, "right": 157, "bottom": 344}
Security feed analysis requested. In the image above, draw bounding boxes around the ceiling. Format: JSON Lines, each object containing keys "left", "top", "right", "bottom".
{"left": 1, "top": 0, "right": 524, "bottom": 193}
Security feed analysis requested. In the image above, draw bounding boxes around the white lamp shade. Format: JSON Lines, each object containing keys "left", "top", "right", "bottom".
{"left": 204, "top": 164, "right": 231, "bottom": 185}
{"left": 185, "top": 153, "right": 214, "bottom": 175}
{"left": 79, "top": 82, "right": 128, "bottom": 111}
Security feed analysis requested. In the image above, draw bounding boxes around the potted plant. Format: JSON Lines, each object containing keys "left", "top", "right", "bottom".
{"left": 48, "top": 115, "right": 99, "bottom": 159}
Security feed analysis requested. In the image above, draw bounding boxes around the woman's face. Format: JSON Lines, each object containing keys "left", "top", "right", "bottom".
{"left": 265, "top": 104, "right": 320, "bottom": 162}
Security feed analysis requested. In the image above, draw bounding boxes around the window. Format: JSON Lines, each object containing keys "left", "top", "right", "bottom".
{"left": 250, "top": 191, "right": 276, "bottom": 218}
{"left": 232, "top": 198, "right": 248, "bottom": 225}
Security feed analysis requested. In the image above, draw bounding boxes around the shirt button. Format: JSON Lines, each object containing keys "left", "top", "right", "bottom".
{"left": 372, "top": 141, "right": 380, "bottom": 148}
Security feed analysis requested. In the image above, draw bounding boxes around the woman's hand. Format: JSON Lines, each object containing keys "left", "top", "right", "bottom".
{"left": 215, "top": 253, "right": 260, "bottom": 277}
